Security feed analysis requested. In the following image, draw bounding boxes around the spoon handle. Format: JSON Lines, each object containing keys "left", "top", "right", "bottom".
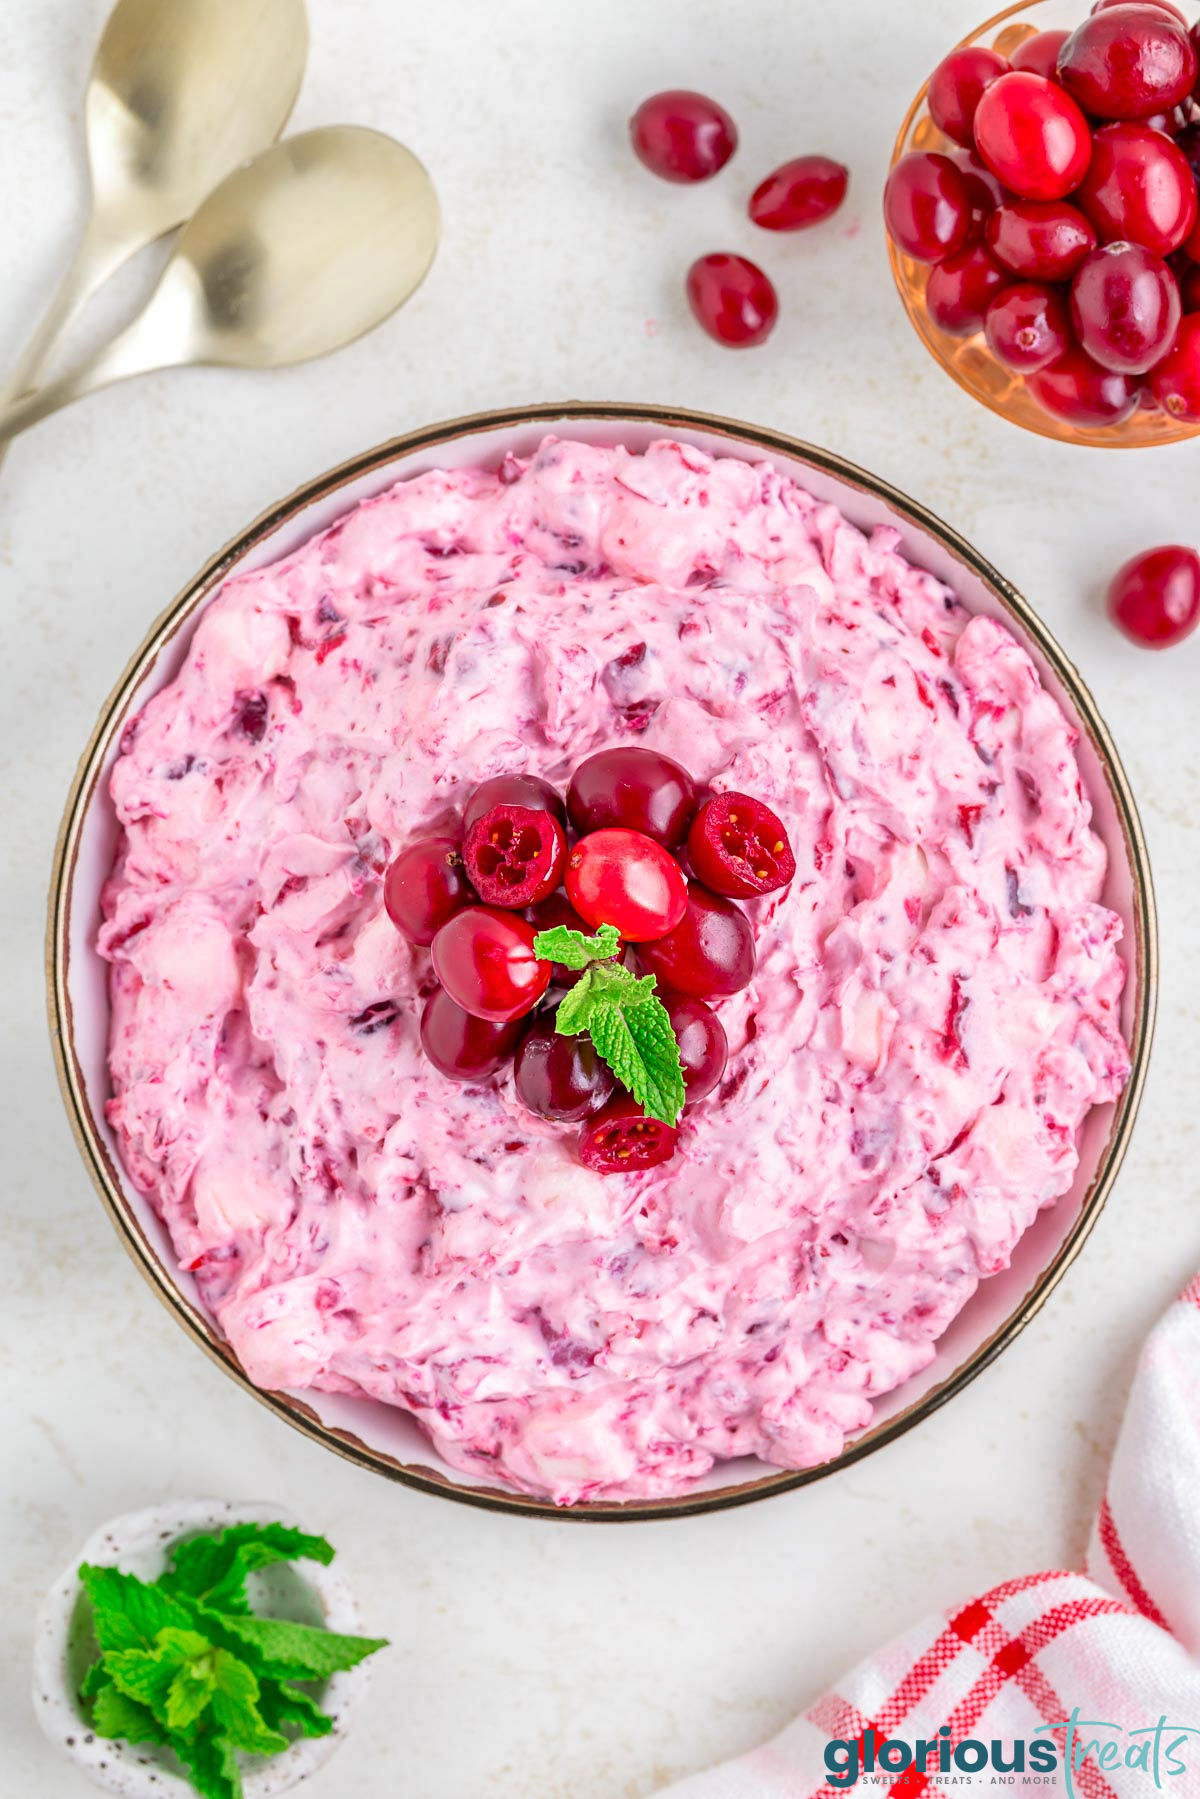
{"left": 0, "top": 323, "right": 163, "bottom": 445}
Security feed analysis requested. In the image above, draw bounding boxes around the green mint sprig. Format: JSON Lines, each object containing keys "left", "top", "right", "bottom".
{"left": 533, "top": 923, "right": 686, "bottom": 1126}
{"left": 77, "top": 1522, "right": 387, "bottom": 1799}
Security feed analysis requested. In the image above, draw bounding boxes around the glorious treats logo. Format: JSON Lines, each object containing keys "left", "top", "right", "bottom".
{"left": 824, "top": 1712, "right": 1200, "bottom": 1790}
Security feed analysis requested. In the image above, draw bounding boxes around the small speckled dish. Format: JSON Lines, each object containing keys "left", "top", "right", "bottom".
{"left": 32, "top": 1499, "right": 371, "bottom": 1797}
{"left": 48, "top": 402, "right": 1157, "bottom": 1520}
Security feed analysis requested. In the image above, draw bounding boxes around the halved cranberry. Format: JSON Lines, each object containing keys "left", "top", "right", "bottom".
{"left": 420, "top": 987, "right": 522, "bottom": 1081}
{"left": 663, "top": 994, "right": 728, "bottom": 1101}
{"left": 1070, "top": 241, "right": 1181, "bottom": 372}
{"left": 565, "top": 829, "right": 688, "bottom": 941}
{"left": 928, "top": 45, "right": 1009, "bottom": 147}
{"left": 748, "top": 155, "right": 849, "bottom": 230}
{"left": 637, "top": 883, "right": 756, "bottom": 998}
{"left": 514, "top": 1019, "right": 615, "bottom": 1121}
{"left": 1027, "top": 344, "right": 1143, "bottom": 423}
{"left": 385, "top": 835, "right": 473, "bottom": 946}
{"left": 686, "top": 792, "right": 795, "bottom": 897}
{"left": 986, "top": 197, "right": 1097, "bottom": 279}
{"left": 630, "top": 90, "right": 737, "bottom": 183}
{"left": 1107, "top": 543, "right": 1200, "bottom": 644}
{"left": 1076, "top": 122, "right": 1198, "bottom": 254}
{"left": 580, "top": 1096, "right": 678, "bottom": 1173}
{"left": 686, "top": 253, "right": 778, "bottom": 347}
{"left": 431, "top": 907, "right": 551, "bottom": 1022}
{"left": 463, "top": 774, "right": 566, "bottom": 831}
{"left": 567, "top": 747, "right": 696, "bottom": 846}
{"left": 1057, "top": 5, "right": 1197, "bottom": 120}
{"left": 883, "top": 151, "right": 975, "bottom": 261}
{"left": 925, "top": 243, "right": 1013, "bottom": 334}
{"left": 1011, "top": 28, "right": 1071, "bottom": 80}
{"left": 1148, "top": 311, "right": 1200, "bottom": 414}
{"left": 973, "top": 72, "right": 1092, "bottom": 202}
{"left": 463, "top": 804, "right": 566, "bottom": 907}
{"left": 985, "top": 281, "right": 1074, "bottom": 370}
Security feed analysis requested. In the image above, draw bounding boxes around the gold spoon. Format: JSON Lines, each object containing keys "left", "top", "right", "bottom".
{"left": 1, "top": 0, "right": 309, "bottom": 412}
{"left": 0, "top": 127, "right": 440, "bottom": 445}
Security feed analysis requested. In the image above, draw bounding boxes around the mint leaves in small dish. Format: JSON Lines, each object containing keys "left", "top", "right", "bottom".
{"left": 532, "top": 922, "right": 686, "bottom": 1126}
{"left": 76, "top": 1521, "right": 386, "bottom": 1799}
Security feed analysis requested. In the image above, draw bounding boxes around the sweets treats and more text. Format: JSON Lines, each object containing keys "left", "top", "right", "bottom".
{"left": 98, "top": 437, "right": 1130, "bottom": 1504}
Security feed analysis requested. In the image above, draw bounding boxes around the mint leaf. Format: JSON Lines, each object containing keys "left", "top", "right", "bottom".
{"left": 551, "top": 960, "right": 686, "bottom": 1125}
{"left": 177, "top": 1731, "right": 243, "bottom": 1799}
{"left": 79, "top": 1564, "right": 197, "bottom": 1652}
{"left": 532, "top": 922, "right": 620, "bottom": 969}
{"left": 201, "top": 1609, "right": 388, "bottom": 1682}
{"left": 91, "top": 1684, "right": 168, "bottom": 1746}
{"left": 258, "top": 1679, "right": 334, "bottom": 1740}
{"left": 553, "top": 974, "right": 596, "bottom": 1035}
{"left": 80, "top": 1661, "right": 112, "bottom": 1701}
{"left": 166, "top": 1656, "right": 218, "bottom": 1734}
{"left": 209, "top": 1652, "right": 287, "bottom": 1757}
{"left": 106, "top": 1627, "right": 212, "bottom": 1725}
{"left": 164, "top": 1523, "right": 335, "bottom": 1616}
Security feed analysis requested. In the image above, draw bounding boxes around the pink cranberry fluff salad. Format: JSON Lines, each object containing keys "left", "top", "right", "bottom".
{"left": 98, "top": 437, "right": 1131, "bottom": 1505}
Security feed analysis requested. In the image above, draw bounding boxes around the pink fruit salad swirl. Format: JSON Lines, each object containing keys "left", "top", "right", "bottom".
{"left": 99, "top": 437, "right": 1131, "bottom": 1504}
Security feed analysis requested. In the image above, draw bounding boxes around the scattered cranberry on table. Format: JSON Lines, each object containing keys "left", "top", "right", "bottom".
{"left": 748, "top": 155, "right": 849, "bottom": 230}
{"left": 629, "top": 89, "right": 737, "bottom": 183}
{"left": 686, "top": 252, "right": 779, "bottom": 347}
{"left": 1107, "top": 543, "right": 1200, "bottom": 645}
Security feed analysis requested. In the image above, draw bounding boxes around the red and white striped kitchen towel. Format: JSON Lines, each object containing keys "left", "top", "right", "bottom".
{"left": 659, "top": 1276, "right": 1200, "bottom": 1797}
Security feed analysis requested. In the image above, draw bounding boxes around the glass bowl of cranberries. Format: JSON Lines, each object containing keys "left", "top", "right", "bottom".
{"left": 887, "top": 0, "right": 1200, "bottom": 445}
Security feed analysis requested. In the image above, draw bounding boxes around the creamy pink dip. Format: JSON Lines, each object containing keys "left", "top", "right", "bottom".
{"left": 99, "top": 438, "right": 1130, "bottom": 1504}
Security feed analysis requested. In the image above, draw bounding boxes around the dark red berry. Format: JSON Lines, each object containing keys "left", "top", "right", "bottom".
{"left": 928, "top": 45, "right": 1009, "bottom": 147}
{"left": 686, "top": 792, "right": 795, "bottom": 898}
{"left": 566, "top": 747, "right": 696, "bottom": 846}
{"left": 462, "top": 803, "right": 567, "bottom": 907}
{"left": 637, "top": 882, "right": 756, "bottom": 998}
{"left": 884, "top": 152, "right": 975, "bottom": 261}
{"left": 1148, "top": 311, "right": 1200, "bottom": 415}
{"left": 986, "top": 197, "right": 1098, "bottom": 279}
{"left": 663, "top": 994, "right": 728, "bottom": 1102}
{"left": 1011, "top": 28, "right": 1071, "bottom": 80}
{"left": 384, "top": 835, "right": 473, "bottom": 946}
{"left": 1027, "top": 344, "right": 1143, "bottom": 423}
{"left": 748, "top": 155, "right": 848, "bottom": 230}
{"left": 514, "top": 1019, "right": 615, "bottom": 1121}
{"left": 1094, "top": 0, "right": 1187, "bottom": 20}
{"left": 431, "top": 907, "right": 551, "bottom": 1022}
{"left": 580, "top": 1096, "right": 678, "bottom": 1173}
{"left": 686, "top": 253, "right": 779, "bottom": 347}
{"left": 1076, "top": 122, "right": 1198, "bottom": 255}
{"left": 420, "top": 987, "right": 522, "bottom": 1081}
{"left": 463, "top": 774, "right": 566, "bottom": 831}
{"left": 630, "top": 89, "right": 737, "bottom": 183}
{"left": 973, "top": 72, "right": 1092, "bottom": 202}
{"left": 985, "top": 280, "right": 1074, "bottom": 370}
{"left": 926, "top": 243, "right": 1014, "bottom": 335}
{"left": 1070, "top": 241, "right": 1181, "bottom": 373}
{"left": 946, "top": 146, "right": 1006, "bottom": 218}
{"left": 231, "top": 690, "right": 269, "bottom": 743}
{"left": 1057, "top": 5, "right": 1197, "bottom": 120}
{"left": 565, "top": 829, "right": 688, "bottom": 941}
{"left": 1107, "top": 543, "right": 1200, "bottom": 644}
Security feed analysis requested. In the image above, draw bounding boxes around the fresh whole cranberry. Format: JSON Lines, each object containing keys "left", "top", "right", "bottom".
{"left": 928, "top": 45, "right": 1010, "bottom": 147}
{"left": 462, "top": 803, "right": 567, "bottom": 907}
{"left": 637, "top": 882, "right": 756, "bottom": 998}
{"left": 420, "top": 987, "right": 523, "bottom": 1081}
{"left": 629, "top": 89, "right": 737, "bottom": 183}
{"left": 1176, "top": 120, "right": 1200, "bottom": 187}
{"left": 1093, "top": 0, "right": 1188, "bottom": 20}
{"left": 972, "top": 72, "right": 1092, "bottom": 202}
{"left": 463, "top": 773, "right": 566, "bottom": 831}
{"left": 663, "top": 994, "right": 728, "bottom": 1101}
{"left": 431, "top": 907, "right": 551, "bottom": 1022}
{"left": 946, "top": 146, "right": 1007, "bottom": 218}
{"left": 1057, "top": 6, "right": 1197, "bottom": 120}
{"left": 514, "top": 1018, "right": 616, "bottom": 1121}
{"left": 1148, "top": 312, "right": 1200, "bottom": 414}
{"left": 926, "top": 243, "right": 1014, "bottom": 334}
{"left": 748, "top": 155, "right": 849, "bottom": 230}
{"left": 985, "top": 280, "right": 1074, "bottom": 370}
{"left": 686, "top": 792, "right": 796, "bottom": 897}
{"left": 986, "top": 197, "right": 1098, "bottom": 279}
{"left": 1027, "top": 344, "right": 1143, "bottom": 422}
{"left": 384, "top": 835, "right": 473, "bottom": 946}
{"left": 1070, "top": 241, "right": 1182, "bottom": 371}
{"left": 686, "top": 253, "right": 778, "bottom": 347}
{"left": 566, "top": 747, "right": 696, "bottom": 846}
{"left": 565, "top": 829, "right": 688, "bottom": 941}
{"left": 1107, "top": 543, "right": 1200, "bottom": 644}
{"left": 580, "top": 1096, "right": 678, "bottom": 1173}
{"left": 1076, "top": 122, "right": 1198, "bottom": 255}
{"left": 1011, "top": 28, "right": 1072, "bottom": 80}
{"left": 883, "top": 151, "right": 975, "bottom": 261}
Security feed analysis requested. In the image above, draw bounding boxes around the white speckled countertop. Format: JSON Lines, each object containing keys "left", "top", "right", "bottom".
{"left": 1, "top": 2, "right": 1196, "bottom": 1795}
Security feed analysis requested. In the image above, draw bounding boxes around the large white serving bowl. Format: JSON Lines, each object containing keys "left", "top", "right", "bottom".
{"left": 48, "top": 402, "right": 1157, "bottom": 1520}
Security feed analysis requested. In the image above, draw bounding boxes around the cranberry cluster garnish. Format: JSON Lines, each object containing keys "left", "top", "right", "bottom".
{"left": 886, "top": 2, "right": 1200, "bottom": 426}
{"left": 384, "top": 747, "right": 795, "bottom": 1171}
{"left": 628, "top": 88, "right": 848, "bottom": 348}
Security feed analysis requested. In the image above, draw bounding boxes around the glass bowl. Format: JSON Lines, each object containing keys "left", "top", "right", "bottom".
{"left": 888, "top": 0, "right": 1200, "bottom": 448}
